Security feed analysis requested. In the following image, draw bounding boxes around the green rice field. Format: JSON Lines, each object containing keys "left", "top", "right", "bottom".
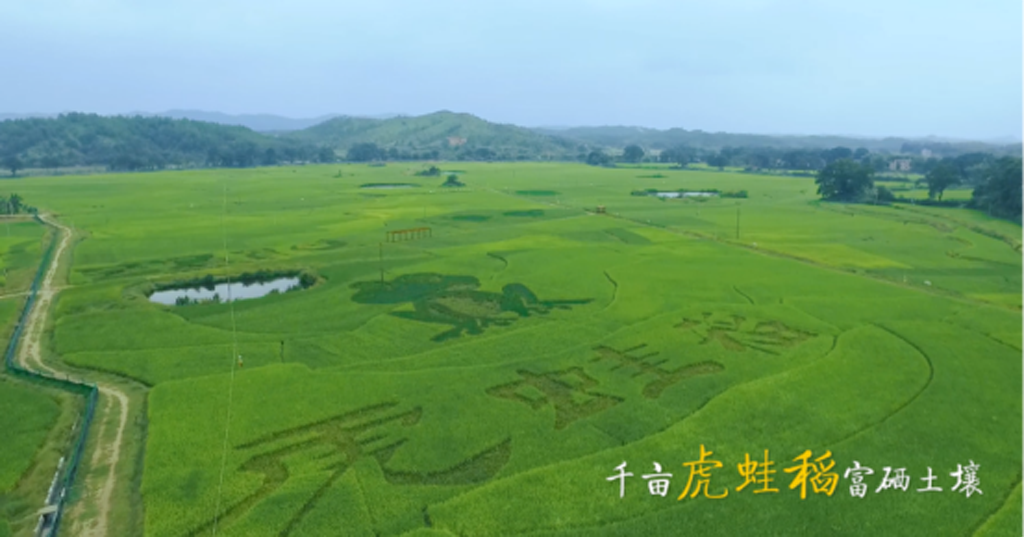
{"left": 9, "top": 162, "right": 1023, "bottom": 536}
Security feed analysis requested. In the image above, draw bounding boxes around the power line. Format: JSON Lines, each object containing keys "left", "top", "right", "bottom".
{"left": 211, "top": 185, "right": 241, "bottom": 536}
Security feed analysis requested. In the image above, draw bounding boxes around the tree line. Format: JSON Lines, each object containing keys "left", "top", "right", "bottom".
{"left": 0, "top": 193, "right": 35, "bottom": 215}
{"left": 585, "top": 143, "right": 944, "bottom": 174}
{"left": 814, "top": 156, "right": 1022, "bottom": 220}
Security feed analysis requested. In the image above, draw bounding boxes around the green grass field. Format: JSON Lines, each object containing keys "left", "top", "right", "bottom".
{"left": 8, "top": 163, "right": 1021, "bottom": 536}
{"left": 878, "top": 181, "right": 975, "bottom": 202}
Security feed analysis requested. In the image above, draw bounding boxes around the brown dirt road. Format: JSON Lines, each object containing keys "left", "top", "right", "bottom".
{"left": 16, "top": 215, "right": 130, "bottom": 537}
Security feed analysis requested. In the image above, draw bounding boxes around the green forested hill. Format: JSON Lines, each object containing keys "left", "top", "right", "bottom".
{"left": 1, "top": 111, "right": 1017, "bottom": 175}
{"left": 284, "top": 111, "right": 580, "bottom": 160}
{"left": 0, "top": 113, "right": 323, "bottom": 172}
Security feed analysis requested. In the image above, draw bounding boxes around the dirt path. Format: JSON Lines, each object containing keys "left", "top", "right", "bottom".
{"left": 15, "top": 214, "right": 129, "bottom": 537}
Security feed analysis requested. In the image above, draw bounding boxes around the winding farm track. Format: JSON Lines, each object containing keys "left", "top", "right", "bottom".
{"left": 15, "top": 214, "right": 129, "bottom": 537}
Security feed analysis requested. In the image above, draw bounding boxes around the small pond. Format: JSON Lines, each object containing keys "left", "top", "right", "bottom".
{"left": 360, "top": 183, "right": 420, "bottom": 189}
{"left": 654, "top": 191, "right": 718, "bottom": 198}
{"left": 150, "top": 277, "right": 301, "bottom": 305}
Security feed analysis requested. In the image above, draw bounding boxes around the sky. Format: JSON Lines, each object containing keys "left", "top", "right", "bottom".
{"left": 2, "top": 0, "right": 1021, "bottom": 140}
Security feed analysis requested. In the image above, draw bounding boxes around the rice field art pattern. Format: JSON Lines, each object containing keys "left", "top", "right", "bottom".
{"left": 188, "top": 403, "right": 511, "bottom": 537}
{"left": 350, "top": 273, "right": 593, "bottom": 341}
{"left": 18, "top": 162, "right": 1018, "bottom": 537}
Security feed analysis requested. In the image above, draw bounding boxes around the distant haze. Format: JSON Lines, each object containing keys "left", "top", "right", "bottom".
{"left": 2, "top": 0, "right": 1020, "bottom": 141}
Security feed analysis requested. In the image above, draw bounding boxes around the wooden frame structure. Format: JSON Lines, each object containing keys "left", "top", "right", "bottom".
{"left": 386, "top": 227, "right": 432, "bottom": 242}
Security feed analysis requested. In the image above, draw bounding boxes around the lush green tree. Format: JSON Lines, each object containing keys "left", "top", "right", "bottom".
{"left": 875, "top": 185, "right": 896, "bottom": 203}
{"left": 347, "top": 142, "right": 383, "bottom": 162}
{"left": 951, "top": 152, "right": 995, "bottom": 184}
{"left": 971, "top": 157, "right": 1022, "bottom": 219}
{"left": 822, "top": 146, "right": 853, "bottom": 164}
{"left": 622, "top": 145, "right": 644, "bottom": 163}
{"left": 40, "top": 155, "right": 62, "bottom": 170}
{"left": 261, "top": 148, "right": 278, "bottom": 166}
{"left": 2, "top": 155, "right": 23, "bottom": 177}
{"left": 660, "top": 145, "right": 700, "bottom": 167}
{"left": 415, "top": 166, "right": 441, "bottom": 177}
{"left": 442, "top": 174, "right": 465, "bottom": 187}
{"left": 585, "top": 150, "right": 611, "bottom": 166}
{"left": 9, "top": 194, "right": 22, "bottom": 214}
{"left": 815, "top": 159, "right": 875, "bottom": 201}
{"left": 925, "top": 162, "right": 961, "bottom": 200}
{"left": 853, "top": 147, "right": 870, "bottom": 161}
{"left": 706, "top": 153, "right": 728, "bottom": 170}
{"left": 317, "top": 146, "right": 336, "bottom": 163}
{"left": 780, "top": 150, "right": 822, "bottom": 170}
{"left": 746, "top": 151, "right": 772, "bottom": 169}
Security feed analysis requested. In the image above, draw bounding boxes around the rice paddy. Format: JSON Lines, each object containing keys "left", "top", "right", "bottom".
{"left": 5, "top": 162, "right": 1021, "bottom": 536}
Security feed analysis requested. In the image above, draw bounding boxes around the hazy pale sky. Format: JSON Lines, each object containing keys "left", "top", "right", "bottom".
{"left": 3, "top": 0, "right": 1021, "bottom": 139}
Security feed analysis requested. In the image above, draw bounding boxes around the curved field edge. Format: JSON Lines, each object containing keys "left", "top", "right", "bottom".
{"left": 973, "top": 480, "right": 1022, "bottom": 537}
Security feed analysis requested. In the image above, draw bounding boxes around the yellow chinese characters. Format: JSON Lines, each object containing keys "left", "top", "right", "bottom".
{"left": 677, "top": 444, "right": 729, "bottom": 500}
{"left": 784, "top": 450, "right": 839, "bottom": 499}
{"left": 737, "top": 449, "right": 779, "bottom": 494}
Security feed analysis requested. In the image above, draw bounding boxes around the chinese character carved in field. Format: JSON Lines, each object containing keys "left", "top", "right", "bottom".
{"left": 487, "top": 367, "right": 622, "bottom": 429}
{"left": 194, "top": 403, "right": 510, "bottom": 534}
{"left": 675, "top": 312, "right": 813, "bottom": 355}
{"left": 591, "top": 344, "right": 723, "bottom": 399}
{"left": 350, "top": 273, "right": 592, "bottom": 341}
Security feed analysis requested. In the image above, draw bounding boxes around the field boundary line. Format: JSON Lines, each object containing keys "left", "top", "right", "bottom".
{"left": 732, "top": 285, "right": 755, "bottom": 305}
{"left": 969, "top": 474, "right": 1022, "bottom": 537}
{"left": 601, "top": 271, "right": 618, "bottom": 311}
{"left": 830, "top": 324, "right": 935, "bottom": 449}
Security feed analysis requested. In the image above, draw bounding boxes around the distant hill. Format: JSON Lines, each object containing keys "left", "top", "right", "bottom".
{"left": 0, "top": 111, "right": 409, "bottom": 132}
{"left": 147, "top": 110, "right": 343, "bottom": 132}
{"left": 0, "top": 113, "right": 59, "bottom": 121}
{"left": 0, "top": 111, "right": 1017, "bottom": 175}
{"left": 0, "top": 113, "right": 322, "bottom": 172}
{"left": 285, "top": 111, "right": 579, "bottom": 160}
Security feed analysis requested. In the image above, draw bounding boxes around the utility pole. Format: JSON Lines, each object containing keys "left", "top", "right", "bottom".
{"left": 735, "top": 204, "right": 740, "bottom": 240}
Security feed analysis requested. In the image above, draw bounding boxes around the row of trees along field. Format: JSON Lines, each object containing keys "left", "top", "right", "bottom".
{"left": 814, "top": 156, "right": 1022, "bottom": 219}
{"left": 588, "top": 144, "right": 1019, "bottom": 175}
{"left": 0, "top": 193, "right": 34, "bottom": 214}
